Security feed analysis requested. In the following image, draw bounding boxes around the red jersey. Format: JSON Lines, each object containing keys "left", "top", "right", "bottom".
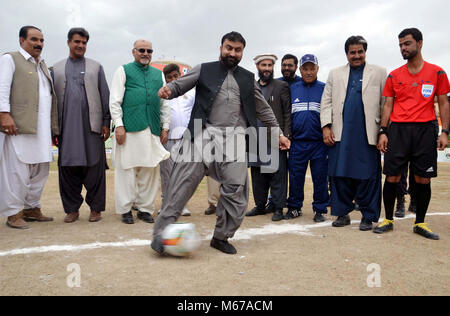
{"left": 383, "top": 61, "right": 450, "bottom": 122}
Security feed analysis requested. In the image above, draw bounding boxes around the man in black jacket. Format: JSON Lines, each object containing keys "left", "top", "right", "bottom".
{"left": 151, "top": 32, "right": 290, "bottom": 255}
{"left": 246, "top": 54, "right": 291, "bottom": 221}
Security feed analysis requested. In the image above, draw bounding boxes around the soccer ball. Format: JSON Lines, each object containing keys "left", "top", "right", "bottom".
{"left": 161, "top": 223, "right": 201, "bottom": 257}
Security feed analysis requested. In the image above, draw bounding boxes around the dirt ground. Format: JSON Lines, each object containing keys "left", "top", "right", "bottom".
{"left": 0, "top": 162, "right": 449, "bottom": 296}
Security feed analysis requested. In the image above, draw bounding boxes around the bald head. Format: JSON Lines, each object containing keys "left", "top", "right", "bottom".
{"left": 132, "top": 39, "right": 153, "bottom": 66}
{"left": 133, "top": 39, "right": 151, "bottom": 48}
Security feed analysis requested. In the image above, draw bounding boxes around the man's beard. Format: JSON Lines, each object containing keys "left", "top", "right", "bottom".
{"left": 402, "top": 49, "right": 418, "bottom": 60}
{"left": 259, "top": 70, "right": 273, "bottom": 83}
{"left": 282, "top": 70, "right": 295, "bottom": 80}
{"left": 140, "top": 57, "right": 150, "bottom": 65}
{"left": 221, "top": 55, "right": 240, "bottom": 69}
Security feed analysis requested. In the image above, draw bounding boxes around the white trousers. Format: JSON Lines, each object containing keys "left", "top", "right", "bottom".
{"left": 0, "top": 137, "right": 49, "bottom": 218}
{"left": 114, "top": 165, "right": 160, "bottom": 215}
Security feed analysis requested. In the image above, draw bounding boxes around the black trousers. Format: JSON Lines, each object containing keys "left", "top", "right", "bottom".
{"left": 58, "top": 154, "right": 106, "bottom": 214}
{"left": 250, "top": 151, "right": 287, "bottom": 210}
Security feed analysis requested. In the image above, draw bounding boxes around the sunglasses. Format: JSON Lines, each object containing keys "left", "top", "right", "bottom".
{"left": 135, "top": 48, "right": 153, "bottom": 54}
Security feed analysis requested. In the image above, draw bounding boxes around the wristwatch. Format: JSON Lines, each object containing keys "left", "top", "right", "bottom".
{"left": 441, "top": 128, "right": 449, "bottom": 135}
{"left": 379, "top": 126, "right": 388, "bottom": 136}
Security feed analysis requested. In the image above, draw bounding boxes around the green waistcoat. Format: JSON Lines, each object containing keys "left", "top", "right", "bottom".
{"left": 122, "top": 61, "right": 163, "bottom": 135}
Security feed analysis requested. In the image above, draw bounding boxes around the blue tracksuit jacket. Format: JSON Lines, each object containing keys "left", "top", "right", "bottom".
{"left": 290, "top": 79, "right": 325, "bottom": 141}
{"left": 287, "top": 78, "right": 329, "bottom": 212}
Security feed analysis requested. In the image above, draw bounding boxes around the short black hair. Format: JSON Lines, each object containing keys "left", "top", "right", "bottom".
{"left": 344, "top": 35, "right": 368, "bottom": 54}
{"left": 68, "top": 27, "right": 90, "bottom": 42}
{"left": 19, "top": 26, "right": 41, "bottom": 39}
{"left": 163, "top": 63, "right": 181, "bottom": 76}
{"left": 398, "top": 28, "right": 423, "bottom": 42}
{"left": 221, "top": 31, "right": 246, "bottom": 48}
{"left": 281, "top": 54, "right": 298, "bottom": 66}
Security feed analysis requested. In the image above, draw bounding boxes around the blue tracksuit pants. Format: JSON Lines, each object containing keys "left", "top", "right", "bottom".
{"left": 287, "top": 140, "right": 329, "bottom": 213}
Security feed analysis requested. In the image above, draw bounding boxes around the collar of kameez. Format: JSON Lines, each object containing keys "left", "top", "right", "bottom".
{"left": 68, "top": 56, "right": 85, "bottom": 62}
{"left": 19, "top": 47, "right": 44, "bottom": 65}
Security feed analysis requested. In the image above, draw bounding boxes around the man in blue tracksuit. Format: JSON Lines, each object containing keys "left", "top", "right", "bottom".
{"left": 285, "top": 54, "right": 329, "bottom": 222}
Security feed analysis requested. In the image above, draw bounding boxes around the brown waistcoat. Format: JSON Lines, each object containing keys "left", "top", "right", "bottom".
{"left": 3, "top": 52, "right": 59, "bottom": 135}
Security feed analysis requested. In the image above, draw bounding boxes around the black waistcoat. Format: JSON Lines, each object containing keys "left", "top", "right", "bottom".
{"left": 187, "top": 61, "right": 257, "bottom": 139}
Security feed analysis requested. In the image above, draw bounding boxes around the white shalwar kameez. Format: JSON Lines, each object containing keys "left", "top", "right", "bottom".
{"left": 0, "top": 48, "right": 53, "bottom": 218}
{"left": 109, "top": 66, "right": 170, "bottom": 215}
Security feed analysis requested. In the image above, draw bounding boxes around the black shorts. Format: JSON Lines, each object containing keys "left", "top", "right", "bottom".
{"left": 383, "top": 122, "right": 438, "bottom": 178}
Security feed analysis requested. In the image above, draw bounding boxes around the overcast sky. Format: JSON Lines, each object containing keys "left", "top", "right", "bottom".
{"left": 1, "top": 0, "right": 449, "bottom": 84}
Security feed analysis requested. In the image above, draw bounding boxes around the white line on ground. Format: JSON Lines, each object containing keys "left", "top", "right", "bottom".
{"left": 0, "top": 213, "right": 448, "bottom": 258}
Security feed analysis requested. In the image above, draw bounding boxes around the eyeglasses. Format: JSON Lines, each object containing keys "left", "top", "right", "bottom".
{"left": 135, "top": 48, "right": 153, "bottom": 54}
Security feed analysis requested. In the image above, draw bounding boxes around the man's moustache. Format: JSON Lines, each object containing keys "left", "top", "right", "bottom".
{"left": 33, "top": 46, "right": 42, "bottom": 50}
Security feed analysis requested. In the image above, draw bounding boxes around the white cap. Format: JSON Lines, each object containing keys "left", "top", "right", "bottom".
{"left": 253, "top": 54, "right": 278, "bottom": 65}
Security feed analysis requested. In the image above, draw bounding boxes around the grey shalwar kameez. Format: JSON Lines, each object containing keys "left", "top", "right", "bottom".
{"left": 56, "top": 58, "right": 110, "bottom": 214}
{"left": 153, "top": 64, "right": 280, "bottom": 241}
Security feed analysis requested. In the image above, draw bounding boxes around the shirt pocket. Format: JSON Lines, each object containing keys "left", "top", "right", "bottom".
{"left": 393, "top": 81, "right": 416, "bottom": 100}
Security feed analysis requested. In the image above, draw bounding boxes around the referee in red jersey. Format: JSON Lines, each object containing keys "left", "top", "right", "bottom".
{"left": 375, "top": 28, "right": 450, "bottom": 240}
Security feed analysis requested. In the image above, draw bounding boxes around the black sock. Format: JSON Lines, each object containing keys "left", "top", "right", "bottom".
{"left": 414, "top": 182, "right": 431, "bottom": 224}
{"left": 383, "top": 180, "right": 398, "bottom": 220}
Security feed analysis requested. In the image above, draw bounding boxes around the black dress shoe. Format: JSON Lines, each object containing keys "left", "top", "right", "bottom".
{"left": 122, "top": 211, "right": 134, "bottom": 224}
{"left": 137, "top": 211, "right": 154, "bottom": 223}
{"left": 245, "top": 207, "right": 266, "bottom": 217}
{"left": 151, "top": 235, "right": 164, "bottom": 254}
{"left": 313, "top": 212, "right": 326, "bottom": 223}
{"left": 210, "top": 238, "right": 237, "bottom": 254}
{"left": 271, "top": 209, "right": 284, "bottom": 221}
{"left": 359, "top": 217, "right": 373, "bottom": 231}
{"left": 265, "top": 201, "right": 275, "bottom": 213}
{"left": 332, "top": 215, "right": 351, "bottom": 227}
{"left": 204, "top": 204, "right": 216, "bottom": 215}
